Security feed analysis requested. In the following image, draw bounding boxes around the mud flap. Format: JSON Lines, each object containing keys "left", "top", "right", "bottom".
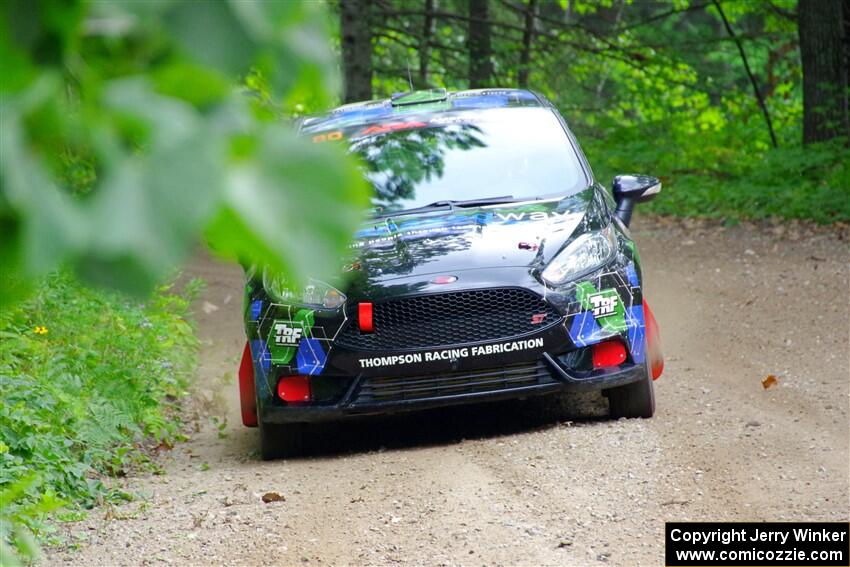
{"left": 239, "top": 341, "right": 258, "bottom": 427}
{"left": 643, "top": 301, "right": 664, "bottom": 380}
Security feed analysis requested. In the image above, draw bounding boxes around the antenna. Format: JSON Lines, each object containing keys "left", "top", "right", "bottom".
{"left": 406, "top": 59, "right": 414, "bottom": 92}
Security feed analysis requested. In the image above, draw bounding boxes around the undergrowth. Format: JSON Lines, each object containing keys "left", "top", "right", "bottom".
{"left": 581, "top": 124, "right": 850, "bottom": 225}
{"left": 0, "top": 272, "right": 202, "bottom": 565}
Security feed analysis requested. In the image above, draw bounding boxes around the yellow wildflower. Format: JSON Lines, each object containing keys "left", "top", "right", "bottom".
{"left": 34, "top": 325, "right": 48, "bottom": 335}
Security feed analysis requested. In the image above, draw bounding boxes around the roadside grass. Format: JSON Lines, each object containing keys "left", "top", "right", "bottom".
{"left": 0, "top": 272, "right": 201, "bottom": 565}
{"left": 583, "top": 130, "right": 850, "bottom": 225}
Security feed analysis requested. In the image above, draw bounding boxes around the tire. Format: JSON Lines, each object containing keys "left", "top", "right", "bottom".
{"left": 607, "top": 365, "right": 655, "bottom": 419}
{"left": 258, "top": 420, "right": 305, "bottom": 460}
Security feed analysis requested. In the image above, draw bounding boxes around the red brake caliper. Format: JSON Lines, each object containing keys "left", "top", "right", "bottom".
{"left": 238, "top": 341, "right": 258, "bottom": 427}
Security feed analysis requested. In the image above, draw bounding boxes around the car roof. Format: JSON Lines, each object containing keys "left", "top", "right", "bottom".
{"left": 300, "top": 88, "right": 547, "bottom": 134}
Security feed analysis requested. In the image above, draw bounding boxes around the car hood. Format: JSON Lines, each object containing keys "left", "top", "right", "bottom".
{"left": 342, "top": 187, "right": 598, "bottom": 299}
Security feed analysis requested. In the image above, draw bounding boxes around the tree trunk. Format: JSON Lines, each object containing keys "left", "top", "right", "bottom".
{"left": 468, "top": 0, "right": 493, "bottom": 88}
{"left": 798, "top": 0, "right": 849, "bottom": 144}
{"left": 340, "top": 0, "right": 374, "bottom": 103}
{"left": 518, "top": 0, "right": 538, "bottom": 88}
{"left": 419, "top": 0, "right": 437, "bottom": 87}
{"left": 765, "top": 41, "right": 796, "bottom": 98}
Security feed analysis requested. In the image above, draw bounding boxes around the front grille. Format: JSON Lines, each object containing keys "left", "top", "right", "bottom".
{"left": 352, "top": 362, "right": 557, "bottom": 405}
{"left": 337, "top": 287, "right": 560, "bottom": 351}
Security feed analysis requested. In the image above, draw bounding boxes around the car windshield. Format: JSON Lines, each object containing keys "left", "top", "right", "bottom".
{"left": 344, "top": 107, "right": 588, "bottom": 215}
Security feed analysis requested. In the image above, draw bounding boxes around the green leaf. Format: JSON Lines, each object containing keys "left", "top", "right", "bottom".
{"left": 152, "top": 61, "right": 231, "bottom": 108}
{"left": 163, "top": 1, "right": 256, "bottom": 77}
{"left": 0, "top": 87, "right": 87, "bottom": 280}
{"left": 206, "top": 127, "right": 369, "bottom": 285}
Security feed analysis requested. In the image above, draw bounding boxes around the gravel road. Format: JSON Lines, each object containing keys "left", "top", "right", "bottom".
{"left": 46, "top": 217, "right": 850, "bottom": 566}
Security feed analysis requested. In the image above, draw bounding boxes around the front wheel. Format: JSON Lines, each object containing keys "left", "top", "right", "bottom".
{"left": 606, "top": 367, "right": 655, "bottom": 419}
{"left": 258, "top": 421, "right": 305, "bottom": 460}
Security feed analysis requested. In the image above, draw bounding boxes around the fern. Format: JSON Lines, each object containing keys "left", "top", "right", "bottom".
{"left": 0, "top": 272, "right": 201, "bottom": 558}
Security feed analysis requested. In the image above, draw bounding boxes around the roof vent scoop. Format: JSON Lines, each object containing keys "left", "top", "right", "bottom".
{"left": 391, "top": 88, "right": 448, "bottom": 107}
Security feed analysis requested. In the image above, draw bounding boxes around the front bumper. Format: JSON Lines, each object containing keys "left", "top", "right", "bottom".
{"left": 260, "top": 355, "right": 647, "bottom": 424}
{"left": 251, "top": 258, "right": 650, "bottom": 425}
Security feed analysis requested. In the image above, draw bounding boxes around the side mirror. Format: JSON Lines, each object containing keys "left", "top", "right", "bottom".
{"left": 612, "top": 174, "right": 661, "bottom": 227}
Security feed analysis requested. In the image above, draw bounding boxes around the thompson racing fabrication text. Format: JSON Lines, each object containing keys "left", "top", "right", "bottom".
{"left": 358, "top": 337, "right": 545, "bottom": 369}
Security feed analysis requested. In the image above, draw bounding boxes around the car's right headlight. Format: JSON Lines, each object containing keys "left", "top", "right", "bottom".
{"left": 262, "top": 269, "right": 347, "bottom": 309}
{"left": 541, "top": 225, "right": 617, "bottom": 286}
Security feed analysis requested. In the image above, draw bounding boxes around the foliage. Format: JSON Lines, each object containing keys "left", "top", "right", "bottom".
{"left": 0, "top": 272, "right": 201, "bottom": 565}
{"left": 0, "top": 0, "right": 370, "bottom": 307}
{"left": 0, "top": 1, "right": 372, "bottom": 563}
{"left": 361, "top": 0, "right": 849, "bottom": 223}
{"left": 583, "top": 123, "right": 850, "bottom": 223}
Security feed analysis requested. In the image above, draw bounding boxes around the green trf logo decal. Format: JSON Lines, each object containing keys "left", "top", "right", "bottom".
{"left": 576, "top": 282, "right": 627, "bottom": 333}
{"left": 266, "top": 308, "right": 315, "bottom": 364}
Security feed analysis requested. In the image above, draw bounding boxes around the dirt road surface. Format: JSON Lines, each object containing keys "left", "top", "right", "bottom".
{"left": 46, "top": 218, "right": 850, "bottom": 566}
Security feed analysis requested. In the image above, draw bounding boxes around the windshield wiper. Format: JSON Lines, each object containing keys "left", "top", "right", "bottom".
{"left": 427, "top": 196, "right": 518, "bottom": 208}
{"left": 375, "top": 196, "right": 518, "bottom": 217}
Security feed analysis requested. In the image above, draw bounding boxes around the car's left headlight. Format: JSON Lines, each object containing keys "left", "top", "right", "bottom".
{"left": 541, "top": 225, "right": 617, "bottom": 286}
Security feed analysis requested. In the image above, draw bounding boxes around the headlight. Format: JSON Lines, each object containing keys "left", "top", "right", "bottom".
{"left": 541, "top": 225, "right": 617, "bottom": 286}
{"left": 262, "top": 269, "right": 347, "bottom": 309}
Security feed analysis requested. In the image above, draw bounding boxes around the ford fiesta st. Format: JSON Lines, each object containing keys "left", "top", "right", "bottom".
{"left": 237, "top": 88, "right": 664, "bottom": 459}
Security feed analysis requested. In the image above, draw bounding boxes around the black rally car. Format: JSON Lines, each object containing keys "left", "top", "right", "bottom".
{"left": 238, "top": 89, "right": 664, "bottom": 459}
